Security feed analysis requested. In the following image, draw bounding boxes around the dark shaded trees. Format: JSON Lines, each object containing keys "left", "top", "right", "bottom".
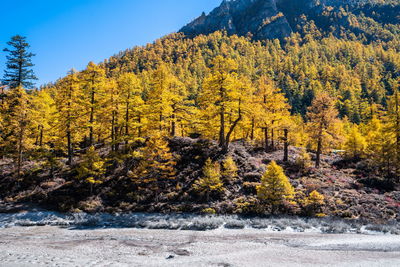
{"left": 2, "top": 35, "right": 37, "bottom": 89}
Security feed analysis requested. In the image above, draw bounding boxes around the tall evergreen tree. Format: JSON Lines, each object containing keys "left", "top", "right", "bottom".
{"left": 2, "top": 35, "right": 37, "bottom": 89}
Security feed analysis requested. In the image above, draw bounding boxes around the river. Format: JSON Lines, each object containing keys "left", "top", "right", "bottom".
{"left": 0, "top": 210, "right": 399, "bottom": 266}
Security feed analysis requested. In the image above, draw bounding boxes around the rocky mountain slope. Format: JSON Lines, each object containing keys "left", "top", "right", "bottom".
{"left": 180, "top": 0, "right": 293, "bottom": 40}
{"left": 180, "top": 0, "right": 400, "bottom": 41}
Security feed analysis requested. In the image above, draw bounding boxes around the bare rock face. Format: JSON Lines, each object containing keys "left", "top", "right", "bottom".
{"left": 180, "top": 0, "right": 293, "bottom": 40}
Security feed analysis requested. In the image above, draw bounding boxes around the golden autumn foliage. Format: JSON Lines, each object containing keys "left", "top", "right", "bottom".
{"left": 344, "top": 125, "right": 367, "bottom": 159}
{"left": 0, "top": 30, "right": 399, "bottom": 192}
{"left": 129, "top": 134, "right": 176, "bottom": 189}
{"left": 221, "top": 156, "right": 238, "bottom": 182}
{"left": 257, "top": 161, "right": 295, "bottom": 208}
{"left": 193, "top": 158, "right": 224, "bottom": 201}
{"left": 303, "top": 190, "right": 325, "bottom": 216}
{"left": 307, "top": 93, "right": 340, "bottom": 168}
{"left": 76, "top": 146, "right": 106, "bottom": 193}
{"left": 295, "top": 147, "right": 312, "bottom": 170}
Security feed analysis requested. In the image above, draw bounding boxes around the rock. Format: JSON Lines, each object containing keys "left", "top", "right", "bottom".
{"left": 173, "top": 249, "right": 191, "bottom": 256}
{"left": 180, "top": 0, "right": 293, "bottom": 40}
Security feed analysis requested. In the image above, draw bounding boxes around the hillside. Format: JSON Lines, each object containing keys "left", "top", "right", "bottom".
{"left": 0, "top": 0, "right": 399, "bottom": 223}
{"left": 180, "top": 0, "right": 400, "bottom": 42}
{"left": 1, "top": 138, "right": 399, "bottom": 223}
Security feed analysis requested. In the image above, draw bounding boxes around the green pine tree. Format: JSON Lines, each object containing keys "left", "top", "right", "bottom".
{"left": 2, "top": 35, "right": 37, "bottom": 89}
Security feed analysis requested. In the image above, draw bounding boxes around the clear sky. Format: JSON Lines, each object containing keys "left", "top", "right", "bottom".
{"left": 0, "top": 0, "right": 221, "bottom": 87}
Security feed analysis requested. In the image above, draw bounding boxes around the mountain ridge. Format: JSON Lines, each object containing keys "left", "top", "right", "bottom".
{"left": 179, "top": 0, "right": 400, "bottom": 41}
{"left": 180, "top": 0, "right": 293, "bottom": 40}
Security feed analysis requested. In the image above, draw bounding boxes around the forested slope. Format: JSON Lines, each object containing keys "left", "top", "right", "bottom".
{"left": 0, "top": 0, "right": 399, "bottom": 221}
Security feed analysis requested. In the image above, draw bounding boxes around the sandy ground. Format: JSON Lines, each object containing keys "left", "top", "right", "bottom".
{"left": 0, "top": 227, "right": 399, "bottom": 267}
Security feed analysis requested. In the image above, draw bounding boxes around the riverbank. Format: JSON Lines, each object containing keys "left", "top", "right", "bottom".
{"left": 1, "top": 226, "right": 399, "bottom": 267}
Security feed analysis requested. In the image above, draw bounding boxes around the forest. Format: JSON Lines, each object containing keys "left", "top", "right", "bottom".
{"left": 0, "top": 12, "right": 399, "bottom": 221}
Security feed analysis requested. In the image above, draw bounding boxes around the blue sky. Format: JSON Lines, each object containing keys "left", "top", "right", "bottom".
{"left": 0, "top": 0, "right": 221, "bottom": 86}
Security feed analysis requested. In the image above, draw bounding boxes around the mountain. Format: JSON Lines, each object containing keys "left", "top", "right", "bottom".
{"left": 180, "top": 0, "right": 293, "bottom": 40}
{"left": 180, "top": 0, "right": 400, "bottom": 41}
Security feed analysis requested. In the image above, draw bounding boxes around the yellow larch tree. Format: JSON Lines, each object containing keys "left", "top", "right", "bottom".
{"left": 257, "top": 161, "right": 295, "bottom": 212}
{"left": 198, "top": 56, "right": 244, "bottom": 151}
{"left": 0, "top": 86, "right": 33, "bottom": 178}
{"left": 307, "top": 92, "right": 340, "bottom": 168}
{"left": 29, "top": 89, "right": 56, "bottom": 149}
{"left": 193, "top": 158, "right": 224, "bottom": 201}
{"left": 343, "top": 124, "right": 367, "bottom": 159}
{"left": 385, "top": 83, "right": 400, "bottom": 178}
{"left": 117, "top": 72, "right": 144, "bottom": 148}
{"left": 254, "top": 76, "right": 290, "bottom": 151}
{"left": 80, "top": 62, "right": 106, "bottom": 146}
{"left": 129, "top": 134, "right": 176, "bottom": 194}
{"left": 54, "top": 70, "right": 82, "bottom": 165}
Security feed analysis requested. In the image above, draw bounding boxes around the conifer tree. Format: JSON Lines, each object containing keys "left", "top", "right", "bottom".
{"left": 366, "top": 116, "right": 396, "bottom": 179}
{"left": 386, "top": 84, "right": 400, "bottom": 178}
{"left": 221, "top": 156, "right": 238, "bottom": 182}
{"left": 117, "top": 73, "right": 144, "bottom": 147}
{"left": 2, "top": 35, "right": 37, "bottom": 89}
{"left": 344, "top": 125, "right": 367, "bottom": 159}
{"left": 145, "top": 65, "right": 176, "bottom": 135}
{"left": 304, "top": 190, "right": 325, "bottom": 216}
{"left": 145, "top": 65, "right": 191, "bottom": 137}
{"left": 295, "top": 147, "right": 312, "bottom": 170}
{"left": 76, "top": 146, "right": 106, "bottom": 194}
{"left": 103, "top": 79, "right": 120, "bottom": 151}
{"left": 81, "top": 62, "right": 106, "bottom": 146}
{"left": 0, "top": 86, "right": 32, "bottom": 178}
{"left": 30, "top": 89, "right": 56, "bottom": 149}
{"left": 55, "top": 70, "right": 82, "bottom": 165}
{"left": 307, "top": 93, "right": 339, "bottom": 168}
{"left": 199, "top": 56, "right": 243, "bottom": 151}
{"left": 130, "top": 135, "right": 176, "bottom": 192}
{"left": 257, "top": 161, "right": 294, "bottom": 212}
{"left": 193, "top": 158, "right": 224, "bottom": 201}
{"left": 254, "top": 76, "right": 290, "bottom": 151}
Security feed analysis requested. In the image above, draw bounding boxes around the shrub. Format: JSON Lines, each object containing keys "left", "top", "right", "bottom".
{"left": 257, "top": 161, "right": 295, "bottom": 213}
{"left": 221, "top": 156, "right": 238, "bottom": 183}
{"left": 295, "top": 147, "right": 312, "bottom": 170}
{"left": 303, "top": 190, "right": 325, "bottom": 216}
{"left": 193, "top": 158, "right": 224, "bottom": 201}
{"left": 344, "top": 125, "right": 367, "bottom": 159}
{"left": 76, "top": 146, "right": 106, "bottom": 194}
{"left": 201, "top": 208, "right": 217, "bottom": 214}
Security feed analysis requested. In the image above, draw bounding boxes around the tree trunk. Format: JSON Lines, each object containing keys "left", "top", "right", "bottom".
{"left": 111, "top": 111, "right": 116, "bottom": 151}
{"left": 271, "top": 129, "right": 275, "bottom": 151}
{"left": 219, "top": 109, "right": 225, "bottom": 147}
{"left": 89, "top": 87, "right": 95, "bottom": 146}
{"left": 138, "top": 114, "right": 142, "bottom": 137}
{"left": 67, "top": 129, "right": 73, "bottom": 165}
{"left": 171, "top": 112, "right": 176, "bottom": 137}
{"left": 316, "top": 137, "right": 322, "bottom": 168}
{"left": 264, "top": 127, "right": 269, "bottom": 152}
{"left": 225, "top": 99, "right": 242, "bottom": 151}
{"left": 283, "top": 129, "right": 289, "bottom": 162}
{"left": 39, "top": 126, "right": 43, "bottom": 148}
{"left": 16, "top": 126, "right": 24, "bottom": 180}
{"left": 125, "top": 98, "right": 130, "bottom": 146}
{"left": 250, "top": 118, "right": 255, "bottom": 141}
